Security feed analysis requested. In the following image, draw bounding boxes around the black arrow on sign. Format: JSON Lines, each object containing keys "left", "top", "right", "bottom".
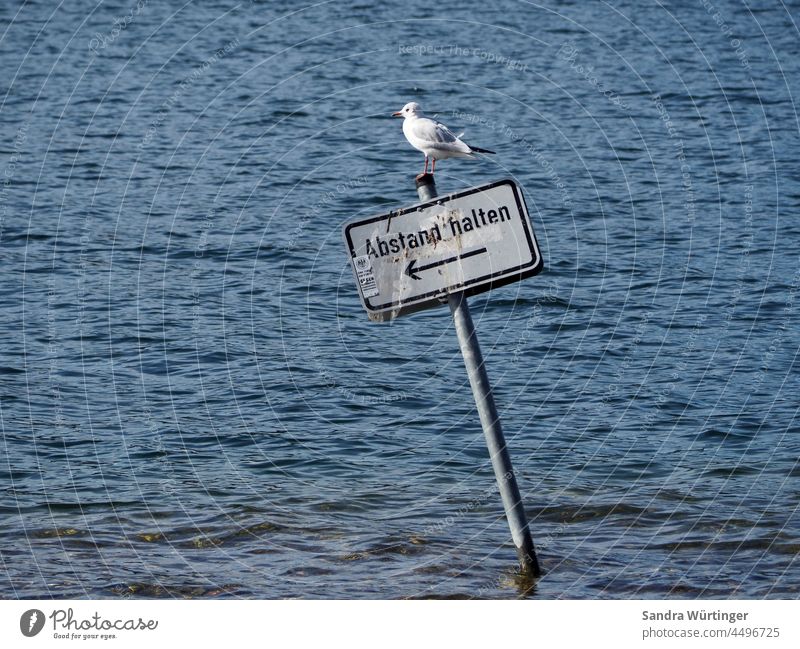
{"left": 405, "top": 247, "right": 488, "bottom": 281}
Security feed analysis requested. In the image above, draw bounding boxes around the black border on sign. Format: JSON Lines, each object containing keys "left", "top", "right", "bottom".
{"left": 342, "top": 179, "right": 544, "bottom": 314}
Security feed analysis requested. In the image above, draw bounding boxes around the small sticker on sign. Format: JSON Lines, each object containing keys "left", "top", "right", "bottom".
{"left": 353, "top": 255, "right": 379, "bottom": 298}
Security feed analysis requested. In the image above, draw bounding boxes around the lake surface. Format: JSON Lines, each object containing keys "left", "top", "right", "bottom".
{"left": 1, "top": 0, "right": 798, "bottom": 599}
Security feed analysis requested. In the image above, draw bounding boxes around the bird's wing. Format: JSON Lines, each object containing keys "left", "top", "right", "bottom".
{"left": 409, "top": 117, "right": 472, "bottom": 155}
{"left": 409, "top": 117, "right": 460, "bottom": 144}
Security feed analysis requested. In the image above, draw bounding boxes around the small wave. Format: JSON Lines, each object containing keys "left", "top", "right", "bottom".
{"left": 528, "top": 502, "right": 657, "bottom": 523}
{"left": 107, "top": 582, "right": 242, "bottom": 599}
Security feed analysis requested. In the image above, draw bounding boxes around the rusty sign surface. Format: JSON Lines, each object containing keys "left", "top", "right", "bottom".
{"left": 343, "top": 179, "right": 543, "bottom": 321}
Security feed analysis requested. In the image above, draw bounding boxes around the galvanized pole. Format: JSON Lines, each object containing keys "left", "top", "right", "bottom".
{"left": 415, "top": 173, "right": 540, "bottom": 578}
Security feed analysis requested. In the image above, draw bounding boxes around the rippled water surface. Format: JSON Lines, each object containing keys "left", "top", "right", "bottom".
{"left": 1, "top": 0, "right": 798, "bottom": 598}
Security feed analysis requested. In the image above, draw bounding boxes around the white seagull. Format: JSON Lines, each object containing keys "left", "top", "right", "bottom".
{"left": 392, "top": 101, "right": 495, "bottom": 175}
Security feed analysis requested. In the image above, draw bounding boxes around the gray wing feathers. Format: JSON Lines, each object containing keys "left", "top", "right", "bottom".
{"left": 411, "top": 118, "right": 472, "bottom": 153}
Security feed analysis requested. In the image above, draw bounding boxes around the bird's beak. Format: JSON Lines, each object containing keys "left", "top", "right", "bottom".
{"left": 392, "top": 111, "right": 403, "bottom": 117}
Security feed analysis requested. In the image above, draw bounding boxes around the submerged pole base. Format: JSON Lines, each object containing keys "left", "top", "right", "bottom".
{"left": 517, "top": 545, "right": 541, "bottom": 579}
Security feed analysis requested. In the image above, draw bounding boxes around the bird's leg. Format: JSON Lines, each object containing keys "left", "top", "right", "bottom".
{"left": 431, "top": 158, "right": 437, "bottom": 174}
{"left": 423, "top": 156, "right": 429, "bottom": 175}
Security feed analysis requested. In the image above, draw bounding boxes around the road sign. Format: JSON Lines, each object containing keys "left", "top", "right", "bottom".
{"left": 343, "top": 179, "right": 543, "bottom": 321}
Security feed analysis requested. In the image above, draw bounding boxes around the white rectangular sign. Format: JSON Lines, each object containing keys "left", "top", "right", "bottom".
{"left": 343, "top": 179, "right": 543, "bottom": 321}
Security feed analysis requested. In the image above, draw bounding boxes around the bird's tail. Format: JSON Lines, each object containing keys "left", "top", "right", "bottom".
{"left": 469, "top": 145, "right": 495, "bottom": 154}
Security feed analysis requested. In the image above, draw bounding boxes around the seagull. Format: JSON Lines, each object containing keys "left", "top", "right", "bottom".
{"left": 392, "top": 102, "right": 495, "bottom": 175}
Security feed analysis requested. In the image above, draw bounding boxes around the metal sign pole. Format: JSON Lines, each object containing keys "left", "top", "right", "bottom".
{"left": 415, "top": 173, "right": 541, "bottom": 578}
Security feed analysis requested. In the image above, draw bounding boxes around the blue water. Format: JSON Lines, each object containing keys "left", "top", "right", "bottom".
{"left": 1, "top": 0, "right": 798, "bottom": 599}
